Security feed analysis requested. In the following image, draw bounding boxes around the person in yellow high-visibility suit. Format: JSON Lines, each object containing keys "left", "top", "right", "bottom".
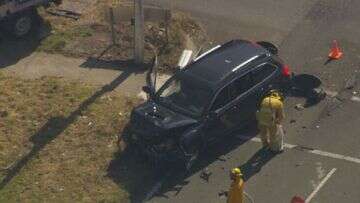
{"left": 256, "top": 90, "right": 285, "bottom": 152}
{"left": 227, "top": 168, "right": 244, "bottom": 203}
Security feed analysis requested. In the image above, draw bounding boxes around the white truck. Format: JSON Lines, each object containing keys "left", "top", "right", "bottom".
{"left": 0, "top": 0, "right": 61, "bottom": 37}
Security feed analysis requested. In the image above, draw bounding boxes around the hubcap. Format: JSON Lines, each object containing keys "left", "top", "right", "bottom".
{"left": 15, "top": 17, "right": 31, "bottom": 36}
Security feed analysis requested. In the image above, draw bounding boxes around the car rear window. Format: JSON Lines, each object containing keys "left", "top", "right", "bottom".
{"left": 252, "top": 64, "right": 277, "bottom": 84}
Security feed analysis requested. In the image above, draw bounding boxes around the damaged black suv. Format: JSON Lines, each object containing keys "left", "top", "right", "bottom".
{"left": 123, "top": 40, "right": 291, "bottom": 169}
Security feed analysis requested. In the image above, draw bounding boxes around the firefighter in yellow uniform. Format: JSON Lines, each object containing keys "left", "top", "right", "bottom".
{"left": 256, "top": 90, "right": 285, "bottom": 151}
{"left": 227, "top": 168, "right": 244, "bottom": 203}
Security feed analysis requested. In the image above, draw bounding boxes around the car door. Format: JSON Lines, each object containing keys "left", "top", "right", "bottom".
{"left": 251, "top": 63, "right": 279, "bottom": 105}
{"left": 204, "top": 72, "right": 255, "bottom": 140}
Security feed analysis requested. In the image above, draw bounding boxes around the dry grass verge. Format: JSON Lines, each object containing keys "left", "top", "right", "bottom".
{"left": 0, "top": 74, "right": 145, "bottom": 202}
{"left": 37, "top": 1, "right": 207, "bottom": 73}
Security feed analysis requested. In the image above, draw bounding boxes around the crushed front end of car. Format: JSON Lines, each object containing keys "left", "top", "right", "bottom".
{"left": 123, "top": 102, "right": 198, "bottom": 169}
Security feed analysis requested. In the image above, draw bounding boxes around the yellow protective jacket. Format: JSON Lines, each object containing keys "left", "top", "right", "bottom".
{"left": 227, "top": 177, "right": 244, "bottom": 203}
{"left": 256, "top": 95, "right": 284, "bottom": 126}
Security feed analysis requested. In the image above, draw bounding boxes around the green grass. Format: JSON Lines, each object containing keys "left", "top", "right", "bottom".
{"left": 38, "top": 26, "right": 93, "bottom": 53}
{"left": 0, "top": 74, "right": 141, "bottom": 202}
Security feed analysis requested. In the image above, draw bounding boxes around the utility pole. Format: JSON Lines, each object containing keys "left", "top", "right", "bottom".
{"left": 134, "top": 0, "right": 144, "bottom": 64}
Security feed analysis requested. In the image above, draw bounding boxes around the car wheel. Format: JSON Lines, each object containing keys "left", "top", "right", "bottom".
{"left": 185, "top": 150, "right": 199, "bottom": 171}
{"left": 5, "top": 9, "right": 39, "bottom": 38}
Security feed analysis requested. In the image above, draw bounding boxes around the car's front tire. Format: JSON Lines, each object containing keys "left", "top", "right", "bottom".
{"left": 185, "top": 150, "right": 199, "bottom": 171}
{"left": 3, "top": 9, "right": 39, "bottom": 38}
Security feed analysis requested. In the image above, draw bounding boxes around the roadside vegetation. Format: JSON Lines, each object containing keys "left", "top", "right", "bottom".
{"left": 0, "top": 73, "right": 146, "bottom": 202}
{"left": 37, "top": 0, "right": 207, "bottom": 72}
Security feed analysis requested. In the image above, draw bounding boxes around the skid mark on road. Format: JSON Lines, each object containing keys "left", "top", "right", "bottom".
{"left": 305, "top": 168, "right": 337, "bottom": 203}
{"left": 239, "top": 136, "right": 360, "bottom": 164}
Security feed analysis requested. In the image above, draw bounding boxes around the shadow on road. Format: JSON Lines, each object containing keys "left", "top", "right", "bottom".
{"left": 0, "top": 19, "right": 51, "bottom": 69}
{"left": 238, "top": 147, "right": 276, "bottom": 182}
{"left": 80, "top": 44, "right": 152, "bottom": 72}
{"left": 290, "top": 74, "right": 324, "bottom": 107}
{"left": 107, "top": 123, "right": 262, "bottom": 203}
{"left": 0, "top": 56, "right": 150, "bottom": 190}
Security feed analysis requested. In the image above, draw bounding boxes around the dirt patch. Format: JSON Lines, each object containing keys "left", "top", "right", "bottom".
{"left": 0, "top": 73, "right": 148, "bottom": 202}
{"left": 37, "top": 0, "right": 208, "bottom": 73}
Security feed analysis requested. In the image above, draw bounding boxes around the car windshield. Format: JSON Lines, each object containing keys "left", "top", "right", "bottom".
{"left": 156, "top": 73, "right": 212, "bottom": 117}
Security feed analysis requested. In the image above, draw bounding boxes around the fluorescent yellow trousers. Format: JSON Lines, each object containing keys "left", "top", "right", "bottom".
{"left": 258, "top": 124, "right": 277, "bottom": 149}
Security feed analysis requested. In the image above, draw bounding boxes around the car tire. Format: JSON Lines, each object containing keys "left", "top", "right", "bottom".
{"left": 185, "top": 150, "right": 199, "bottom": 171}
{"left": 3, "top": 9, "right": 39, "bottom": 38}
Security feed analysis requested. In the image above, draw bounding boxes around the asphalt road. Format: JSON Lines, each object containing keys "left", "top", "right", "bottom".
{"left": 144, "top": 0, "right": 360, "bottom": 203}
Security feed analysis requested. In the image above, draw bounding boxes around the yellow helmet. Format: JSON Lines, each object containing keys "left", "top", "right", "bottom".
{"left": 269, "top": 89, "right": 284, "bottom": 101}
{"left": 231, "top": 168, "right": 243, "bottom": 177}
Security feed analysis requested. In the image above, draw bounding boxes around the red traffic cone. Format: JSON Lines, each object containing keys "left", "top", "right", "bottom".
{"left": 291, "top": 196, "right": 305, "bottom": 203}
{"left": 328, "top": 40, "right": 343, "bottom": 60}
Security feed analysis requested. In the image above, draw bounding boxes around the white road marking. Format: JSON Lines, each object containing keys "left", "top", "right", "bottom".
{"left": 237, "top": 135, "right": 360, "bottom": 164}
{"left": 249, "top": 137, "right": 297, "bottom": 149}
{"left": 309, "top": 150, "right": 360, "bottom": 164}
{"left": 305, "top": 168, "right": 337, "bottom": 203}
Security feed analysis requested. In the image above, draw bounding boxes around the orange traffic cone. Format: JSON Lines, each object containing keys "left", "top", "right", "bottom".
{"left": 328, "top": 40, "right": 343, "bottom": 60}
{"left": 291, "top": 196, "right": 305, "bottom": 203}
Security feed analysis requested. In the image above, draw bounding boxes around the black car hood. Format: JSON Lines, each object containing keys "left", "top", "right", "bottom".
{"left": 132, "top": 101, "right": 198, "bottom": 131}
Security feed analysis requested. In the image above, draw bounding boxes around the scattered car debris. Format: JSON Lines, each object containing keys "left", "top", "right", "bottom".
{"left": 307, "top": 88, "right": 326, "bottom": 102}
{"left": 295, "top": 104, "right": 305, "bottom": 111}
{"left": 218, "top": 190, "right": 228, "bottom": 198}
{"left": 218, "top": 155, "right": 227, "bottom": 162}
{"left": 345, "top": 75, "right": 357, "bottom": 89}
{"left": 290, "top": 119, "right": 296, "bottom": 124}
{"left": 200, "top": 168, "right": 212, "bottom": 182}
{"left": 325, "top": 90, "right": 338, "bottom": 98}
{"left": 350, "top": 96, "right": 360, "bottom": 102}
{"left": 46, "top": 8, "right": 81, "bottom": 20}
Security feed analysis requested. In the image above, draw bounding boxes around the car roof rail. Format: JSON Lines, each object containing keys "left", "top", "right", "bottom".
{"left": 193, "top": 45, "right": 221, "bottom": 62}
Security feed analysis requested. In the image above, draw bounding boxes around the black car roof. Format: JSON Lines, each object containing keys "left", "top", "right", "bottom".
{"left": 183, "top": 40, "right": 270, "bottom": 89}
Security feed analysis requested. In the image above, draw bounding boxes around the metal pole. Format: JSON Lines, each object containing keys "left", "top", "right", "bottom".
{"left": 109, "top": 7, "right": 117, "bottom": 46}
{"left": 134, "top": 0, "right": 144, "bottom": 64}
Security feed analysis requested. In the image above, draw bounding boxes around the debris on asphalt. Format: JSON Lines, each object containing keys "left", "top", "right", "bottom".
{"left": 295, "top": 104, "right": 305, "bottom": 111}
{"left": 316, "top": 125, "right": 320, "bottom": 129}
{"left": 218, "top": 155, "right": 227, "bottom": 162}
{"left": 325, "top": 90, "right": 338, "bottom": 98}
{"left": 200, "top": 168, "right": 212, "bottom": 182}
{"left": 345, "top": 75, "right": 357, "bottom": 89}
{"left": 218, "top": 190, "right": 228, "bottom": 198}
{"left": 307, "top": 88, "right": 326, "bottom": 101}
{"left": 353, "top": 91, "right": 358, "bottom": 95}
{"left": 290, "top": 119, "right": 296, "bottom": 124}
{"left": 350, "top": 96, "right": 360, "bottom": 102}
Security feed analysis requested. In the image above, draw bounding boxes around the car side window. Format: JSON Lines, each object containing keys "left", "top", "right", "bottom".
{"left": 211, "top": 73, "right": 252, "bottom": 111}
{"left": 211, "top": 85, "right": 232, "bottom": 111}
{"left": 230, "top": 73, "right": 252, "bottom": 97}
{"left": 252, "top": 64, "right": 277, "bottom": 84}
